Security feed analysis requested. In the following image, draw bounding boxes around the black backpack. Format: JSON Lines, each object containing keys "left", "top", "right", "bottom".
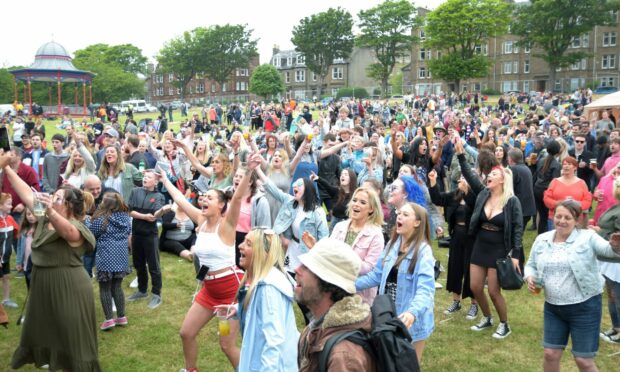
{"left": 318, "top": 294, "right": 420, "bottom": 372}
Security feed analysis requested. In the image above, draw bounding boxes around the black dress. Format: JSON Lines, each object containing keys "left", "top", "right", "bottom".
{"left": 470, "top": 211, "right": 505, "bottom": 269}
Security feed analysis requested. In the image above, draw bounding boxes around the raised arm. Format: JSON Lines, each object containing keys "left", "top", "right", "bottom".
{"left": 220, "top": 152, "right": 259, "bottom": 240}
{"left": 289, "top": 138, "right": 308, "bottom": 175}
{"left": 0, "top": 152, "right": 34, "bottom": 210}
{"left": 171, "top": 139, "right": 212, "bottom": 178}
{"left": 390, "top": 128, "right": 404, "bottom": 160}
{"left": 319, "top": 140, "right": 349, "bottom": 159}
{"left": 158, "top": 167, "right": 203, "bottom": 223}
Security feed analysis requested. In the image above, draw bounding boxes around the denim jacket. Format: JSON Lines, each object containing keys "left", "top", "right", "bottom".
{"left": 525, "top": 229, "right": 620, "bottom": 298}
{"left": 355, "top": 237, "right": 435, "bottom": 342}
{"left": 263, "top": 178, "right": 328, "bottom": 253}
{"left": 237, "top": 268, "right": 299, "bottom": 371}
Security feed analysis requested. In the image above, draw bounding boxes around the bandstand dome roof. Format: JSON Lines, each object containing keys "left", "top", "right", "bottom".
{"left": 10, "top": 41, "right": 95, "bottom": 83}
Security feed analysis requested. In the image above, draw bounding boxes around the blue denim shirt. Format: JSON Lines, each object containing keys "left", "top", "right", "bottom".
{"left": 525, "top": 229, "right": 620, "bottom": 298}
{"left": 263, "top": 178, "right": 329, "bottom": 253}
{"left": 237, "top": 268, "right": 299, "bottom": 372}
{"left": 356, "top": 238, "right": 435, "bottom": 342}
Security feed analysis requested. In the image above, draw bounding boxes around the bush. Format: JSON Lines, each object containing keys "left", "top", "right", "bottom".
{"left": 336, "top": 87, "right": 369, "bottom": 99}
{"left": 481, "top": 88, "right": 501, "bottom": 95}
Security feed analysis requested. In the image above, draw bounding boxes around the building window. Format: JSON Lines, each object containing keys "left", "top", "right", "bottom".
{"left": 602, "top": 54, "right": 616, "bottom": 69}
{"left": 296, "top": 55, "right": 305, "bottom": 65}
{"left": 332, "top": 88, "right": 338, "bottom": 96}
{"left": 168, "top": 87, "right": 174, "bottom": 95}
{"left": 503, "top": 62, "right": 512, "bottom": 74}
{"left": 235, "top": 69, "right": 249, "bottom": 77}
{"left": 523, "top": 80, "right": 530, "bottom": 92}
{"left": 604, "top": 32, "right": 617, "bottom": 47}
{"left": 312, "top": 73, "right": 317, "bottom": 82}
{"left": 285, "top": 72, "right": 290, "bottom": 83}
{"left": 177, "top": 87, "right": 181, "bottom": 94}
{"left": 572, "top": 36, "right": 581, "bottom": 48}
{"left": 274, "top": 58, "right": 281, "bottom": 68}
{"left": 504, "top": 41, "right": 513, "bottom": 54}
{"left": 332, "top": 67, "right": 344, "bottom": 80}
{"left": 582, "top": 34, "right": 589, "bottom": 47}
{"left": 198, "top": 83, "right": 204, "bottom": 93}
{"left": 502, "top": 81, "right": 517, "bottom": 92}
{"left": 513, "top": 61, "right": 518, "bottom": 74}
{"left": 211, "top": 83, "right": 216, "bottom": 93}
{"left": 333, "top": 57, "right": 345, "bottom": 64}
{"left": 419, "top": 28, "right": 426, "bottom": 40}
{"left": 222, "top": 83, "right": 227, "bottom": 92}
{"left": 168, "top": 73, "right": 174, "bottom": 82}
{"left": 474, "top": 44, "right": 488, "bottom": 56}
{"left": 419, "top": 49, "right": 431, "bottom": 60}
{"left": 295, "top": 70, "right": 305, "bottom": 82}
{"left": 600, "top": 76, "right": 615, "bottom": 87}
{"left": 287, "top": 57, "right": 293, "bottom": 66}
{"left": 158, "top": 87, "right": 164, "bottom": 96}
{"left": 524, "top": 43, "right": 531, "bottom": 53}
{"left": 524, "top": 60, "right": 530, "bottom": 73}
{"left": 418, "top": 67, "right": 426, "bottom": 79}
{"left": 236, "top": 82, "right": 247, "bottom": 91}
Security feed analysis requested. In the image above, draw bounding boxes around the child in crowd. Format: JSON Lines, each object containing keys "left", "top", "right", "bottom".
{"left": 15, "top": 208, "right": 37, "bottom": 289}
{"left": 0, "top": 193, "right": 19, "bottom": 308}
{"left": 126, "top": 170, "right": 166, "bottom": 309}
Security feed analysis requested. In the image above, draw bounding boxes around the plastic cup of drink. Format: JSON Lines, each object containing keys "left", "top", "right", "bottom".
{"left": 533, "top": 277, "right": 543, "bottom": 295}
{"left": 590, "top": 159, "right": 597, "bottom": 168}
{"left": 217, "top": 315, "right": 230, "bottom": 336}
{"left": 243, "top": 132, "right": 250, "bottom": 140}
{"left": 306, "top": 133, "right": 314, "bottom": 142}
{"left": 33, "top": 194, "right": 46, "bottom": 217}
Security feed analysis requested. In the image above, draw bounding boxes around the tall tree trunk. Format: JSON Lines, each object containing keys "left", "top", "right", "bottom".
{"left": 548, "top": 65, "right": 557, "bottom": 93}
{"left": 455, "top": 79, "right": 461, "bottom": 95}
{"left": 382, "top": 77, "right": 389, "bottom": 98}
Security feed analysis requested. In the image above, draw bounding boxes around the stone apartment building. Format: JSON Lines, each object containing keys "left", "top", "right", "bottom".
{"left": 270, "top": 46, "right": 380, "bottom": 100}
{"left": 405, "top": 7, "right": 620, "bottom": 95}
{"left": 146, "top": 56, "right": 260, "bottom": 105}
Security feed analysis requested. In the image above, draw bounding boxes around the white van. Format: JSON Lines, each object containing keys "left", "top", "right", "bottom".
{"left": 121, "top": 100, "right": 148, "bottom": 113}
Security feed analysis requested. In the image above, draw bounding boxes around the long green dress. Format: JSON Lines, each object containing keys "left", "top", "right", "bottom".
{"left": 11, "top": 216, "right": 101, "bottom": 372}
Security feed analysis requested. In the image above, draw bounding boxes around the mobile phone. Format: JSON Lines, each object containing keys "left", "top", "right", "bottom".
{"left": 196, "top": 265, "right": 209, "bottom": 281}
{"left": 0, "top": 127, "right": 10, "bottom": 152}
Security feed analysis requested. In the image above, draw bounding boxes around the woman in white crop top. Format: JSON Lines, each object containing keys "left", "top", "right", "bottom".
{"left": 158, "top": 154, "right": 260, "bottom": 372}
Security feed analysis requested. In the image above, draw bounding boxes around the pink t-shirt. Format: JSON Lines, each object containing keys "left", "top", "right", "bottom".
{"left": 594, "top": 174, "right": 617, "bottom": 223}
{"left": 236, "top": 198, "right": 252, "bottom": 233}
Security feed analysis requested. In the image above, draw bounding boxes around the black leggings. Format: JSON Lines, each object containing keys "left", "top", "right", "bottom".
{"left": 99, "top": 278, "right": 125, "bottom": 320}
{"left": 534, "top": 194, "right": 549, "bottom": 235}
{"left": 160, "top": 235, "right": 193, "bottom": 256}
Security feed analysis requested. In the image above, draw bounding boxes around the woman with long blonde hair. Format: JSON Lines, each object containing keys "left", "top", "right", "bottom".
{"left": 64, "top": 135, "right": 96, "bottom": 189}
{"left": 455, "top": 137, "right": 523, "bottom": 339}
{"left": 215, "top": 228, "right": 298, "bottom": 371}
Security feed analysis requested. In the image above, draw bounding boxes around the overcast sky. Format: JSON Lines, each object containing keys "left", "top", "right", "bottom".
{"left": 1, "top": 0, "right": 441, "bottom": 69}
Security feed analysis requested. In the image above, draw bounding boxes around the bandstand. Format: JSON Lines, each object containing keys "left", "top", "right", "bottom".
{"left": 10, "top": 41, "right": 96, "bottom": 117}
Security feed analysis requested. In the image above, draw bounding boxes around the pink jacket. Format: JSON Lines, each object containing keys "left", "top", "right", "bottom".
{"left": 331, "top": 220, "right": 385, "bottom": 304}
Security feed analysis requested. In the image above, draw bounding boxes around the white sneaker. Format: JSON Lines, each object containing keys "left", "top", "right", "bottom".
{"left": 130, "top": 277, "right": 138, "bottom": 288}
{"left": 435, "top": 281, "right": 443, "bottom": 289}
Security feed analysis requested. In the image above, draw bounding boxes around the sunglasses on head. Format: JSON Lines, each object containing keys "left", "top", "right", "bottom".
{"left": 254, "top": 226, "right": 275, "bottom": 252}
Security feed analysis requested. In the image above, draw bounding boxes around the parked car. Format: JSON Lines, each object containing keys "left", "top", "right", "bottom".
{"left": 594, "top": 86, "right": 618, "bottom": 94}
{"left": 144, "top": 104, "right": 158, "bottom": 113}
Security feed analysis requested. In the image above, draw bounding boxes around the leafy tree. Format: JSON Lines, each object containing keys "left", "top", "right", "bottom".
{"left": 291, "top": 7, "right": 354, "bottom": 96}
{"left": 424, "top": 0, "right": 512, "bottom": 93}
{"left": 389, "top": 71, "right": 403, "bottom": 95}
{"left": 73, "top": 43, "right": 147, "bottom": 75}
{"left": 512, "top": 0, "right": 619, "bottom": 89}
{"left": 157, "top": 29, "right": 206, "bottom": 100}
{"left": 73, "top": 48, "right": 145, "bottom": 102}
{"left": 357, "top": 0, "right": 417, "bottom": 97}
{"left": 249, "top": 64, "right": 285, "bottom": 98}
{"left": 158, "top": 25, "right": 257, "bottom": 99}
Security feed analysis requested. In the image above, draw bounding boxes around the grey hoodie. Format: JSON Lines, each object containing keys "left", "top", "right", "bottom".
{"left": 41, "top": 151, "right": 70, "bottom": 192}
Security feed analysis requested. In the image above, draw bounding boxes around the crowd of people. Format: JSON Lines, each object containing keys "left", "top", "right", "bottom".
{"left": 0, "top": 88, "right": 619, "bottom": 371}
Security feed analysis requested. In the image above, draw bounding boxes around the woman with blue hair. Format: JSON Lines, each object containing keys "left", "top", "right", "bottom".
{"left": 384, "top": 175, "right": 427, "bottom": 243}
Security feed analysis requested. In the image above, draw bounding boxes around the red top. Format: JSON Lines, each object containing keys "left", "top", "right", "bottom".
{"left": 2, "top": 163, "right": 40, "bottom": 209}
{"left": 543, "top": 177, "right": 592, "bottom": 218}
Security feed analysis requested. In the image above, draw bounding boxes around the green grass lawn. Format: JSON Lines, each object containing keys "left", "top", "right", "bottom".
{"left": 1, "top": 112, "right": 619, "bottom": 371}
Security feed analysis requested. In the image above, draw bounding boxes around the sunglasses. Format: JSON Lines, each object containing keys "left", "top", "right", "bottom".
{"left": 254, "top": 226, "right": 275, "bottom": 252}
{"left": 575, "top": 140, "right": 585, "bottom": 143}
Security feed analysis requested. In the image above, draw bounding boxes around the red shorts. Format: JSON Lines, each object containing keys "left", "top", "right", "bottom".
{"left": 195, "top": 268, "right": 244, "bottom": 310}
